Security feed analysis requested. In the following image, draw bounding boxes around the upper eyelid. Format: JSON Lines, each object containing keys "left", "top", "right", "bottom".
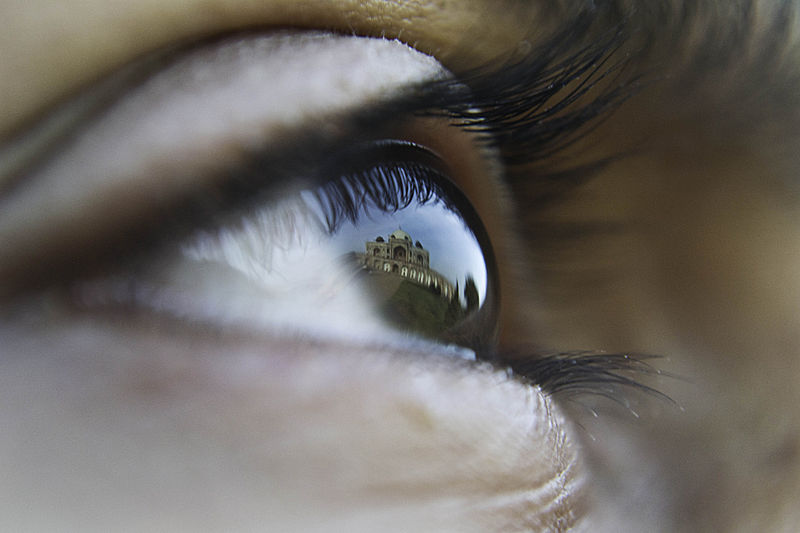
{"left": 0, "top": 21, "right": 629, "bottom": 204}
{"left": 0, "top": 24, "right": 629, "bottom": 297}
{"left": 1, "top": 12, "right": 631, "bottom": 195}
{"left": 0, "top": 32, "right": 461, "bottom": 296}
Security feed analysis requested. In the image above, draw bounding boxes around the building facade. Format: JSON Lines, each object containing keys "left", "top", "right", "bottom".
{"left": 357, "top": 229, "right": 455, "bottom": 300}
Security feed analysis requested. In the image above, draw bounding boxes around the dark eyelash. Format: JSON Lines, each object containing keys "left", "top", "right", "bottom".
{"left": 231, "top": 20, "right": 636, "bottom": 232}
{"left": 402, "top": 15, "right": 637, "bottom": 193}
{"left": 497, "top": 350, "right": 678, "bottom": 415}
{"left": 314, "top": 165, "right": 433, "bottom": 232}
{"left": 426, "top": 27, "right": 631, "bottom": 156}
{"left": 309, "top": 150, "right": 457, "bottom": 235}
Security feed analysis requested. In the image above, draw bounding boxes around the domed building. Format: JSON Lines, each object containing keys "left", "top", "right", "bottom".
{"left": 358, "top": 228, "right": 455, "bottom": 300}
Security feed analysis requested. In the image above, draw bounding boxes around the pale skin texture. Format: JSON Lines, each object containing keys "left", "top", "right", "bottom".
{"left": 2, "top": 1, "right": 800, "bottom": 532}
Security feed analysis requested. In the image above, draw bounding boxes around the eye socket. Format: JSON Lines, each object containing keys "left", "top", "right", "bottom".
{"left": 80, "top": 140, "right": 499, "bottom": 357}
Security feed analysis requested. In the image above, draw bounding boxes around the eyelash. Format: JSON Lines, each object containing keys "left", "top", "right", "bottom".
{"left": 501, "top": 350, "right": 676, "bottom": 412}
{"left": 414, "top": 17, "right": 634, "bottom": 170}
{"left": 302, "top": 144, "right": 457, "bottom": 235}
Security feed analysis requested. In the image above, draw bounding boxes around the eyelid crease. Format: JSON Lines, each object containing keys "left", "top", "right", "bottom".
{"left": 0, "top": 42, "right": 191, "bottom": 197}
{"left": 0, "top": 31, "right": 448, "bottom": 200}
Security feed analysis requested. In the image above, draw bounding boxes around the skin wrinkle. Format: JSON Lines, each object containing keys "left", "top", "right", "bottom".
{"left": 3, "top": 0, "right": 800, "bottom": 531}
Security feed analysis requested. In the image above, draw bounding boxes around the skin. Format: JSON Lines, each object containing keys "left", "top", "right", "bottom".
{"left": 2, "top": 1, "right": 800, "bottom": 531}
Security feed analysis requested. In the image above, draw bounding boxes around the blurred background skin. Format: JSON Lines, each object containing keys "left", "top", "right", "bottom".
{"left": 2, "top": 1, "right": 800, "bottom": 531}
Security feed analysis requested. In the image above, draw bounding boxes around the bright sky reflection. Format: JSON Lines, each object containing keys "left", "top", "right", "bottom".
{"left": 325, "top": 200, "right": 489, "bottom": 305}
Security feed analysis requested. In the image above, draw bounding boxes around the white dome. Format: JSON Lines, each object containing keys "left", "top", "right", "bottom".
{"left": 390, "top": 229, "right": 412, "bottom": 241}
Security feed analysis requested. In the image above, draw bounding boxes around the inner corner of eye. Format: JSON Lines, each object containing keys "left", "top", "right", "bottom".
{"left": 125, "top": 139, "right": 500, "bottom": 357}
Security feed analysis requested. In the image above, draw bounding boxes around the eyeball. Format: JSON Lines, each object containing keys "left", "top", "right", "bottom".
{"left": 83, "top": 141, "right": 499, "bottom": 357}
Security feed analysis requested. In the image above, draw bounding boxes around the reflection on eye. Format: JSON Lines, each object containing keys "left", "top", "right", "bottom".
{"left": 78, "top": 140, "right": 498, "bottom": 358}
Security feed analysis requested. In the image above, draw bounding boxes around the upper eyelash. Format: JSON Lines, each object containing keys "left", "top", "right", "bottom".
{"left": 411, "top": 15, "right": 636, "bottom": 170}
{"left": 312, "top": 161, "right": 447, "bottom": 233}
{"left": 231, "top": 157, "right": 455, "bottom": 252}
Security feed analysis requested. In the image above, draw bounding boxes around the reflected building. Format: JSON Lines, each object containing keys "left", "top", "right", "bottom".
{"left": 357, "top": 229, "right": 455, "bottom": 300}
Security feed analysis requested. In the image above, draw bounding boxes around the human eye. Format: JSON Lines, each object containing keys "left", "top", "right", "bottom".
{"left": 4, "top": 2, "right": 800, "bottom": 532}
{"left": 0, "top": 21, "right": 613, "bottom": 530}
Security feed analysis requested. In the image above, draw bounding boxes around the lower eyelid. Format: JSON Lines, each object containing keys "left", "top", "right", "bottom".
{"left": 0, "top": 313, "right": 586, "bottom": 530}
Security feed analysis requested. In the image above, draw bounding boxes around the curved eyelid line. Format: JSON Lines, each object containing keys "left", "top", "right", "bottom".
{"left": 0, "top": 42, "right": 192, "bottom": 197}
{"left": 0, "top": 31, "right": 448, "bottom": 202}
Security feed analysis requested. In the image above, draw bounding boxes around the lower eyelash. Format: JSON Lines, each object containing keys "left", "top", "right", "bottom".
{"left": 494, "top": 350, "right": 678, "bottom": 416}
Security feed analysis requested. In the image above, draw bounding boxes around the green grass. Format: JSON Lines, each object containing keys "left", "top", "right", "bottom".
{"left": 379, "top": 278, "right": 465, "bottom": 340}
